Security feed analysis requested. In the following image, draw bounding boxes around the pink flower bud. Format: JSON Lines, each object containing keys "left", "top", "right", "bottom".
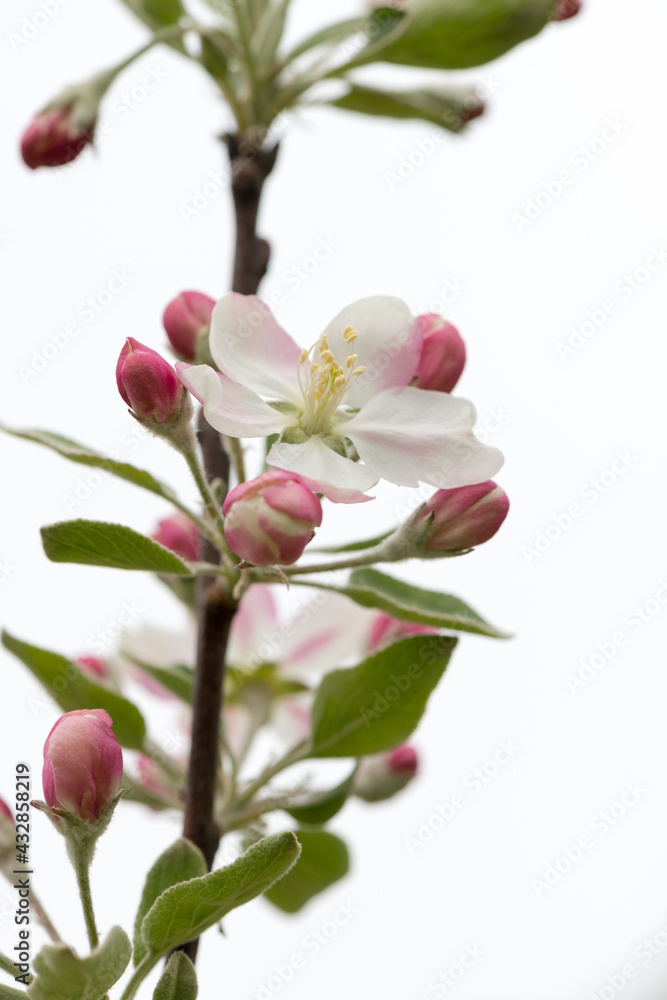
{"left": 21, "top": 105, "right": 93, "bottom": 169}
{"left": 42, "top": 709, "right": 123, "bottom": 823}
{"left": 354, "top": 745, "right": 419, "bottom": 802}
{"left": 387, "top": 745, "right": 418, "bottom": 775}
{"left": 417, "top": 481, "right": 509, "bottom": 552}
{"left": 152, "top": 511, "right": 200, "bottom": 562}
{"left": 552, "top": 0, "right": 582, "bottom": 20}
{"left": 75, "top": 655, "right": 109, "bottom": 680}
{"left": 412, "top": 314, "right": 466, "bottom": 393}
{"left": 368, "top": 613, "right": 435, "bottom": 652}
{"left": 116, "top": 338, "right": 184, "bottom": 423}
{"left": 0, "top": 797, "right": 13, "bottom": 825}
{"left": 222, "top": 470, "right": 323, "bottom": 566}
{"left": 162, "top": 291, "right": 216, "bottom": 361}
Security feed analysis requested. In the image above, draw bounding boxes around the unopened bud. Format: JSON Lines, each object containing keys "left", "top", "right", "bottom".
{"left": 415, "top": 481, "right": 509, "bottom": 553}
{"left": 413, "top": 314, "right": 466, "bottom": 393}
{"left": 116, "top": 338, "right": 185, "bottom": 424}
{"left": 42, "top": 710, "right": 123, "bottom": 824}
{"left": 21, "top": 105, "right": 93, "bottom": 169}
{"left": 76, "top": 655, "right": 109, "bottom": 680}
{"left": 222, "top": 470, "right": 322, "bottom": 566}
{"left": 354, "top": 745, "right": 419, "bottom": 802}
{"left": 152, "top": 511, "right": 200, "bottom": 562}
{"left": 162, "top": 291, "right": 216, "bottom": 362}
{"left": 552, "top": 0, "right": 582, "bottom": 20}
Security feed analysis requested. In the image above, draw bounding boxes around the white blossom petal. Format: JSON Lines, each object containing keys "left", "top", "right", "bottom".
{"left": 209, "top": 293, "right": 303, "bottom": 402}
{"left": 320, "top": 296, "right": 420, "bottom": 407}
{"left": 279, "top": 592, "right": 376, "bottom": 679}
{"left": 345, "top": 386, "right": 504, "bottom": 488}
{"left": 178, "top": 363, "right": 291, "bottom": 438}
{"left": 227, "top": 585, "right": 279, "bottom": 667}
{"left": 267, "top": 436, "right": 378, "bottom": 503}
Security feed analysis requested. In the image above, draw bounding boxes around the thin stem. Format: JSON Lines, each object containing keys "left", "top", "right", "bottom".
{"left": 73, "top": 858, "right": 99, "bottom": 950}
{"left": 181, "top": 445, "right": 229, "bottom": 554}
{"left": 225, "top": 435, "right": 247, "bottom": 485}
{"left": 30, "top": 891, "right": 63, "bottom": 943}
{"left": 233, "top": 740, "right": 309, "bottom": 812}
{"left": 118, "top": 955, "right": 160, "bottom": 1000}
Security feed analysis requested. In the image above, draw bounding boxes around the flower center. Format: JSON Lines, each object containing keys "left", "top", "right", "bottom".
{"left": 296, "top": 326, "right": 366, "bottom": 435}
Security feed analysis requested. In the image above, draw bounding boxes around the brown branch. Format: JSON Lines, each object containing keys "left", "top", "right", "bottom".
{"left": 180, "top": 129, "right": 278, "bottom": 962}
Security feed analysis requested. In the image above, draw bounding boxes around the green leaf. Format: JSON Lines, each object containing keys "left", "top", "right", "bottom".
{"left": 309, "top": 634, "right": 457, "bottom": 758}
{"left": 306, "top": 568, "right": 509, "bottom": 638}
{"left": 331, "top": 83, "right": 482, "bottom": 132}
{"left": 350, "top": 0, "right": 557, "bottom": 71}
{"left": 285, "top": 17, "right": 368, "bottom": 60}
{"left": 28, "top": 926, "right": 131, "bottom": 1000}
{"left": 153, "top": 952, "right": 198, "bottom": 1000}
{"left": 134, "top": 839, "right": 207, "bottom": 968}
{"left": 124, "top": 656, "right": 194, "bottom": 705}
{"left": 285, "top": 769, "right": 356, "bottom": 825}
{"left": 264, "top": 831, "right": 349, "bottom": 913}
{"left": 200, "top": 33, "right": 233, "bottom": 85}
{"left": 310, "top": 529, "right": 394, "bottom": 554}
{"left": 0, "top": 425, "right": 182, "bottom": 506}
{"left": 40, "top": 520, "right": 193, "bottom": 575}
{"left": 116, "top": 0, "right": 187, "bottom": 51}
{"left": 141, "top": 832, "right": 301, "bottom": 955}
{"left": 0, "top": 986, "right": 29, "bottom": 999}
{"left": 1, "top": 631, "right": 146, "bottom": 750}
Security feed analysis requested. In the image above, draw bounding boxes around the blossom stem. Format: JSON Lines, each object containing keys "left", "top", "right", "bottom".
{"left": 180, "top": 132, "right": 278, "bottom": 966}
{"left": 72, "top": 853, "right": 99, "bottom": 950}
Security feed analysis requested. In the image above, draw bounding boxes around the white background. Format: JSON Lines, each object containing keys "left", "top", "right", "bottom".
{"left": 2, "top": 0, "right": 667, "bottom": 998}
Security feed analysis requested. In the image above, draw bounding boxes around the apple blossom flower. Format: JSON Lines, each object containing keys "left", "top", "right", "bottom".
{"left": 178, "top": 294, "right": 503, "bottom": 503}
{"left": 152, "top": 511, "right": 200, "bottom": 562}
{"left": 413, "top": 481, "right": 509, "bottom": 552}
{"left": 354, "top": 744, "right": 419, "bottom": 802}
{"left": 223, "top": 470, "right": 322, "bottom": 566}
{"left": 21, "top": 105, "right": 93, "bottom": 169}
{"left": 116, "top": 338, "right": 185, "bottom": 424}
{"left": 412, "top": 314, "right": 466, "bottom": 393}
{"left": 42, "top": 709, "right": 123, "bottom": 823}
{"left": 0, "top": 798, "right": 12, "bottom": 825}
{"left": 163, "top": 290, "right": 216, "bottom": 361}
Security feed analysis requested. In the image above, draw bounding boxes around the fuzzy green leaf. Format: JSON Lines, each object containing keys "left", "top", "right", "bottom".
{"left": 285, "top": 769, "right": 356, "bottom": 826}
{"left": 309, "top": 634, "right": 456, "bottom": 758}
{"left": 28, "top": 927, "right": 131, "bottom": 1000}
{"left": 264, "top": 831, "right": 349, "bottom": 913}
{"left": 134, "top": 839, "right": 207, "bottom": 968}
{"left": 153, "top": 952, "right": 198, "bottom": 1000}
{"left": 41, "top": 520, "right": 193, "bottom": 575}
{"left": 141, "top": 833, "right": 301, "bottom": 955}
{"left": 306, "top": 569, "right": 509, "bottom": 638}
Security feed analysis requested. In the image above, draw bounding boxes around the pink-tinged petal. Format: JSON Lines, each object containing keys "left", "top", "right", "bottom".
{"left": 279, "top": 592, "right": 375, "bottom": 677}
{"left": 271, "top": 693, "right": 314, "bottom": 748}
{"left": 267, "top": 436, "right": 378, "bottom": 503}
{"left": 345, "top": 386, "right": 504, "bottom": 489}
{"left": 209, "top": 293, "right": 303, "bottom": 402}
{"left": 228, "top": 585, "right": 279, "bottom": 666}
{"left": 177, "top": 363, "right": 291, "bottom": 438}
{"left": 320, "top": 296, "right": 420, "bottom": 407}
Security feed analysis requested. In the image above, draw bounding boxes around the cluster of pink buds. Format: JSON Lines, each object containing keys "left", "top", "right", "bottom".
{"left": 42, "top": 709, "right": 123, "bottom": 824}
{"left": 223, "top": 470, "right": 322, "bottom": 566}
